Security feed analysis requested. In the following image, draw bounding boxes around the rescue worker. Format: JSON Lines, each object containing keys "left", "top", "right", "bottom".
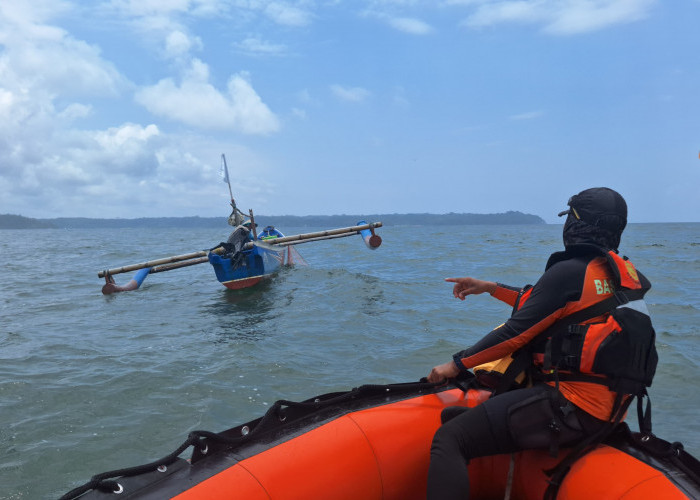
{"left": 426, "top": 187, "right": 647, "bottom": 499}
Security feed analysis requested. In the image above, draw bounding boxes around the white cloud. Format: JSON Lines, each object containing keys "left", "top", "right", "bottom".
{"left": 0, "top": 0, "right": 286, "bottom": 219}
{"left": 463, "top": 1, "right": 545, "bottom": 27}
{"left": 0, "top": 4, "right": 127, "bottom": 98}
{"left": 87, "top": 123, "right": 162, "bottom": 177}
{"left": 0, "top": 102, "right": 160, "bottom": 201}
{"left": 264, "top": 2, "right": 313, "bottom": 26}
{"left": 544, "top": 0, "right": 655, "bottom": 34}
{"left": 0, "top": 0, "right": 72, "bottom": 27}
{"left": 135, "top": 59, "right": 280, "bottom": 134}
{"left": 330, "top": 84, "right": 371, "bottom": 102}
{"left": 57, "top": 103, "right": 93, "bottom": 121}
{"left": 0, "top": 97, "right": 267, "bottom": 218}
{"left": 0, "top": 1, "right": 134, "bottom": 193}
{"left": 388, "top": 16, "right": 433, "bottom": 34}
{"left": 104, "top": 0, "right": 214, "bottom": 62}
{"left": 459, "top": 0, "right": 656, "bottom": 35}
{"left": 234, "top": 37, "right": 287, "bottom": 56}
{"left": 106, "top": 0, "right": 202, "bottom": 18}
{"left": 165, "top": 30, "right": 203, "bottom": 59}
{"left": 359, "top": 4, "right": 433, "bottom": 35}
{"left": 94, "top": 123, "right": 160, "bottom": 151}
{"left": 106, "top": 0, "right": 314, "bottom": 29}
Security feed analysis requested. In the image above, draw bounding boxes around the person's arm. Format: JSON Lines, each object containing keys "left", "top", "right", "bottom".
{"left": 445, "top": 277, "right": 522, "bottom": 306}
{"left": 491, "top": 283, "right": 522, "bottom": 306}
{"left": 429, "top": 259, "right": 587, "bottom": 381}
{"left": 455, "top": 261, "right": 586, "bottom": 369}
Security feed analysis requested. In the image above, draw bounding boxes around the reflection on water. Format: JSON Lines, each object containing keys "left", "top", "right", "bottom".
{"left": 206, "top": 286, "right": 276, "bottom": 343}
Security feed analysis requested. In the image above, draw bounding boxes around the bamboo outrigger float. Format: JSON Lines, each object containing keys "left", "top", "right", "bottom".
{"left": 99, "top": 155, "right": 382, "bottom": 294}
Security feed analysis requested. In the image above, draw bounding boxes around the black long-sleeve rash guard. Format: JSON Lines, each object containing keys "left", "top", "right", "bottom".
{"left": 452, "top": 253, "right": 597, "bottom": 371}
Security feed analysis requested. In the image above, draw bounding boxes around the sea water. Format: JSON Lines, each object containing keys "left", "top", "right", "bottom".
{"left": 1, "top": 223, "right": 698, "bottom": 499}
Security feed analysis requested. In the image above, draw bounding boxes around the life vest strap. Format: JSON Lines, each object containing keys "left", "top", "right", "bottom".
{"left": 542, "top": 287, "right": 647, "bottom": 373}
{"left": 543, "top": 392, "right": 634, "bottom": 500}
{"left": 536, "top": 370, "right": 614, "bottom": 388}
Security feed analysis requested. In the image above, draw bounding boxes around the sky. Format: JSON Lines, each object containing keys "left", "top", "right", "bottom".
{"left": 1, "top": 1, "right": 699, "bottom": 223}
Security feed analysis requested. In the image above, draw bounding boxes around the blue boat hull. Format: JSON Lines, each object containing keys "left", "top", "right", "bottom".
{"left": 209, "top": 227, "right": 286, "bottom": 289}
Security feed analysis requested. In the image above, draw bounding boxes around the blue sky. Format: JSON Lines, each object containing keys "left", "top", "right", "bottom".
{"left": 1, "top": 1, "right": 698, "bottom": 223}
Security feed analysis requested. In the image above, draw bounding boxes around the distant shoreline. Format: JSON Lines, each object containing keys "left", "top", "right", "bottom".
{"left": 1, "top": 212, "right": 546, "bottom": 229}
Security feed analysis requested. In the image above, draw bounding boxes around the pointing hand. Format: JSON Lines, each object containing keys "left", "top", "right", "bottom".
{"left": 444, "top": 277, "right": 497, "bottom": 301}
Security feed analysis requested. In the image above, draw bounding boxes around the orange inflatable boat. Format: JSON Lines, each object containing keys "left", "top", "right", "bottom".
{"left": 60, "top": 380, "right": 700, "bottom": 499}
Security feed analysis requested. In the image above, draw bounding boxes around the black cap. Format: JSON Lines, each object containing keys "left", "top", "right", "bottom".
{"left": 558, "top": 187, "right": 627, "bottom": 231}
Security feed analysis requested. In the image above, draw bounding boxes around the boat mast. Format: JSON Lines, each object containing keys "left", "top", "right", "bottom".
{"left": 221, "top": 154, "right": 235, "bottom": 203}
{"left": 221, "top": 154, "right": 245, "bottom": 227}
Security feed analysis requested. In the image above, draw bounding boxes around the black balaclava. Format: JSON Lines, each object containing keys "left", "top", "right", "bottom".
{"left": 558, "top": 187, "right": 627, "bottom": 251}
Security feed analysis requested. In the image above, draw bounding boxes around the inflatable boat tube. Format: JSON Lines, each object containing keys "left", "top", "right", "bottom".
{"left": 60, "top": 379, "right": 700, "bottom": 500}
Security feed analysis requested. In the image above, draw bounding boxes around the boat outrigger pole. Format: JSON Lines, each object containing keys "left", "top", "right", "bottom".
{"left": 98, "top": 248, "right": 224, "bottom": 295}
{"left": 98, "top": 250, "right": 220, "bottom": 278}
{"left": 259, "top": 222, "right": 383, "bottom": 249}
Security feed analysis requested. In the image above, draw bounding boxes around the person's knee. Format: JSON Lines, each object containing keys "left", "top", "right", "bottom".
{"left": 431, "top": 423, "right": 454, "bottom": 449}
{"left": 431, "top": 421, "right": 464, "bottom": 457}
{"left": 441, "top": 405, "right": 470, "bottom": 424}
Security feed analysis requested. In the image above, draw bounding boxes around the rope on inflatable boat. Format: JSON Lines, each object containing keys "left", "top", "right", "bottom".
{"left": 59, "top": 379, "right": 444, "bottom": 500}
{"left": 620, "top": 427, "right": 700, "bottom": 488}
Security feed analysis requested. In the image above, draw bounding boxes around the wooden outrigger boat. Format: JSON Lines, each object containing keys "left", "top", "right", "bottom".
{"left": 98, "top": 155, "right": 382, "bottom": 294}
{"left": 59, "top": 376, "right": 700, "bottom": 499}
{"left": 207, "top": 221, "right": 381, "bottom": 290}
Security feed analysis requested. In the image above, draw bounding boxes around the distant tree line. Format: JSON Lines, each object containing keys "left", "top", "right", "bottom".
{"left": 273, "top": 211, "right": 546, "bottom": 227}
{"left": 0, "top": 214, "right": 55, "bottom": 229}
{"left": 1, "top": 211, "right": 545, "bottom": 229}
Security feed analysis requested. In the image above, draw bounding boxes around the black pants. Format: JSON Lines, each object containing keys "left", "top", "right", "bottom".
{"left": 426, "top": 384, "right": 607, "bottom": 500}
